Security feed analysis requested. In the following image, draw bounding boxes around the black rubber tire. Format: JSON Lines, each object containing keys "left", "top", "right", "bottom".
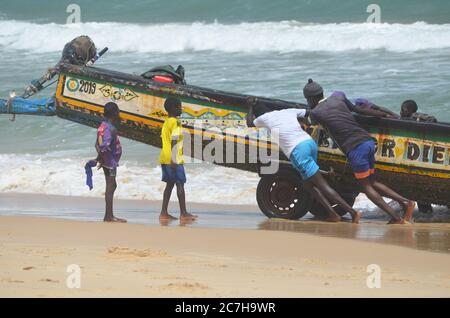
{"left": 309, "top": 192, "right": 357, "bottom": 218}
{"left": 256, "top": 168, "right": 311, "bottom": 220}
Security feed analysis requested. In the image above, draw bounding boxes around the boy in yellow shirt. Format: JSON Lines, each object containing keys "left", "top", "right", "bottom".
{"left": 159, "top": 97, "right": 197, "bottom": 221}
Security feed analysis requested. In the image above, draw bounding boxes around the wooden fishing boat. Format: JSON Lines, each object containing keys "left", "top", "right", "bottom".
{"left": 3, "top": 63, "right": 449, "bottom": 219}
{"left": 50, "top": 63, "right": 450, "bottom": 219}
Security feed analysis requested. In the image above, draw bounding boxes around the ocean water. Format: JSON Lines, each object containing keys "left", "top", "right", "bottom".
{"left": 0, "top": 0, "right": 449, "bottom": 207}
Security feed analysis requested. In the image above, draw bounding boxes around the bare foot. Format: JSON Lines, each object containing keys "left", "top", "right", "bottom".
{"left": 180, "top": 212, "right": 198, "bottom": 220}
{"left": 387, "top": 218, "right": 405, "bottom": 225}
{"left": 403, "top": 201, "right": 416, "bottom": 222}
{"left": 159, "top": 213, "right": 178, "bottom": 221}
{"left": 159, "top": 218, "right": 175, "bottom": 226}
{"left": 104, "top": 216, "right": 127, "bottom": 223}
{"left": 179, "top": 218, "right": 197, "bottom": 226}
{"left": 352, "top": 211, "right": 362, "bottom": 224}
{"left": 323, "top": 216, "right": 341, "bottom": 223}
{"left": 339, "top": 217, "right": 353, "bottom": 223}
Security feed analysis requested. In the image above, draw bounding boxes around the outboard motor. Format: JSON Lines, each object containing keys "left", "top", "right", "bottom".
{"left": 141, "top": 65, "right": 186, "bottom": 85}
{"left": 2, "top": 35, "right": 108, "bottom": 119}
{"left": 18, "top": 35, "right": 105, "bottom": 99}
{"left": 60, "top": 35, "right": 98, "bottom": 66}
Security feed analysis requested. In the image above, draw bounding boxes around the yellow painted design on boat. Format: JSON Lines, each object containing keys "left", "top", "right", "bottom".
{"left": 56, "top": 75, "right": 272, "bottom": 150}
{"left": 318, "top": 153, "right": 450, "bottom": 179}
{"left": 56, "top": 74, "right": 449, "bottom": 179}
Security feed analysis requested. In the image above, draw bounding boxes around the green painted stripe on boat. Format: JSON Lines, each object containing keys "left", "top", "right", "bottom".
{"left": 61, "top": 72, "right": 449, "bottom": 143}
{"left": 61, "top": 72, "right": 246, "bottom": 113}
{"left": 366, "top": 127, "right": 450, "bottom": 143}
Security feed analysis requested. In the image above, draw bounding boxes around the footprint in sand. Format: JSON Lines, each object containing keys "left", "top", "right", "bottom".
{"left": 107, "top": 246, "right": 168, "bottom": 258}
{"left": 17, "top": 247, "right": 75, "bottom": 256}
{"left": 389, "top": 276, "right": 415, "bottom": 283}
{"left": 302, "top": 258, "right": 330, "bottom": 265}
{"left": 162, "top": 276, "right": 188, "bottom": 280}
{"left": 40, "top": 278, "right": 59, "bottom": 283}
{"left": 132, "top": 268, "right": 154, "bottom": 273}
{"left": 162, "top": 282, "right": 209, "bottom": 292}
{"left": 1, "top": 278, "right": 24, "bottom": 283}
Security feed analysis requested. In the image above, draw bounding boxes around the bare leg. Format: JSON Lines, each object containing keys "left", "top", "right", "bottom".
{"left": 303, "top": 181, "right": 341, "bottom": 222}
{"left": 104, "top": 174, "right": 126, "bottom": 223}
{"left": 372, "top": 181, "right": 415, "bottom": 221}
{"left": 417, "top": 202, "right": 433, "bottom": 214}
{"left": 308, "top": 173, "right": 361, "bottom": 223}
{"left": 358, "top": 178, "right": 404, "bottom": 224}
{"left": 160, "top": 182, "right": 178, "bottom": 220}
{"left": 176, "top": 183, "right": 197, "bottom": 220}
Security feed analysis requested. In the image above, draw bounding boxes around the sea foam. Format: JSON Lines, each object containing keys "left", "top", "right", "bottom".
{"left": 1, "top": 20, "right": 450, "bottom": 53}
{"left": 0, "top": 153, "right": 259, "bottom": 204}
{"left": 0, "top": 153, "right": 385, "bottom": 213}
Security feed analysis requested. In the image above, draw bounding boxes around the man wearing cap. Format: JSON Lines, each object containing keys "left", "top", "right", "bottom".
{"left": 245, "top": 96, "right": 361, "bottom": 223}
{"left": 303, "top": 79, "right": 415, "bottom": 224}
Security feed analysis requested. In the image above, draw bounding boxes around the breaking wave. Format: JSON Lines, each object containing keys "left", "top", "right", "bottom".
{"left": 1, "top": 20, "right": 450, "bottom": 53}
{"left": 0, "top": 153, "right": 259, "bottom": 205}
{"left": 0, "top": 153, "right": 387, "bottom": 213}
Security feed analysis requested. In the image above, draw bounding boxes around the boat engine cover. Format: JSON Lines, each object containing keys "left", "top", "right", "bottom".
{"left": 60, "top": 35, "right": 97, "bottom": 66}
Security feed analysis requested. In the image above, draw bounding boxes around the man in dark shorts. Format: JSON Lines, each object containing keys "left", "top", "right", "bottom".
{"left": 96, "top": 102, "right": 126, "bottom": 223}
{"left": 304, "top": 79, "right": 415, "bottom": 224}
{"left": 339, "top": 97, "right": 435, "bottom": 214}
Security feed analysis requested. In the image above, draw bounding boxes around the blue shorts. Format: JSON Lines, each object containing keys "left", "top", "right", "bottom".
{"left": 161, "top": 164, "right": 186, "bottom": 184}
{"left": 347, "top": 140, "right": 376, "bottom": 180}
{"left": 289, "top": 139, "right": 320, "bottom": 180}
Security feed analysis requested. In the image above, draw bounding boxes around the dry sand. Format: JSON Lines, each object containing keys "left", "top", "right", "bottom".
{"left": 1, "top": 215, "right": 449, "bottom": 297}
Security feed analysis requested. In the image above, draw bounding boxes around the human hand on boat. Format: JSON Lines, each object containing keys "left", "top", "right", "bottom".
{"left": 386, "top": 113, "right": 401, "bottom": 119}
{"left": 245, "top": 96, "right": 258, "bottom": 106}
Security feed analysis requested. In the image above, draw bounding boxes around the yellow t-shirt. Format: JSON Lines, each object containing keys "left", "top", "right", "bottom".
{"left": 159, "top": 117, "right": 184, "bottom": 164}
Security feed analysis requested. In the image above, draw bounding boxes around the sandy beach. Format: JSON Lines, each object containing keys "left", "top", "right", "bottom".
{"left": 1, "top": 213, "right": 449, "bottom": 297}
{"left": 1, "top": 0, "right": 450, "bottom": 301}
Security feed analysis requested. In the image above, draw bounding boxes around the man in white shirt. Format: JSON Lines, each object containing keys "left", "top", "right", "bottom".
{"left": 246, "top": 97, "right": 361, "bottom": 223}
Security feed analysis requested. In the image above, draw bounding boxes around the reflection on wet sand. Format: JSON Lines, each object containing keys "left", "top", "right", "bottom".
{"left": 258, "top": 219, "right": 450, "bottom": 254}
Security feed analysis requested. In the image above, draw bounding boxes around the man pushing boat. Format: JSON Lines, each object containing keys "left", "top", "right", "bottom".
{"left": 303, "top": 79, "right": 415, "bottom": 224}
{"left": 246, "top": 97, "right": 361, "bottom": 223}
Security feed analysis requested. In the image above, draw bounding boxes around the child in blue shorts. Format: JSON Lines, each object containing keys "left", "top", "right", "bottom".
{"left": 159, "top": 97, "right": 197, "bottom": 222}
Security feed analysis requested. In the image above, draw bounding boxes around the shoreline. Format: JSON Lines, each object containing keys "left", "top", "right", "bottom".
{"left": 1, "top": 192, "right": 450, "bottom": 255}
{"left": 1, "top": 215, "right": 449, "bottom": 297}
{"left": 0, "top": 192, "right": 259, "bottom": 213}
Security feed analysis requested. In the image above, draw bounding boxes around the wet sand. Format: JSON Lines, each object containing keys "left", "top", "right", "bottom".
{"left": 1, "top": 215, "right": 450, "bottom": 297}
{"left": 1, "top": 193, "right": 449, "bottom": 254}
{"left": 260, "top": 219, "right": 450, "bottom": 254}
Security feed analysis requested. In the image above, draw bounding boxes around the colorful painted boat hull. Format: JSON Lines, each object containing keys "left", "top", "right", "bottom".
{"left": 55, "top": 64, "right": 450, "bottom": 206}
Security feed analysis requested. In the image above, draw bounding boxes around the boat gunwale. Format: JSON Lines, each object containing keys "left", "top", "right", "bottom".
{"left": 58, "top": 63, "right": 305, "bottom": 111}
{"left": 58, "top": 64, "right": 450, "bottom": 138}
